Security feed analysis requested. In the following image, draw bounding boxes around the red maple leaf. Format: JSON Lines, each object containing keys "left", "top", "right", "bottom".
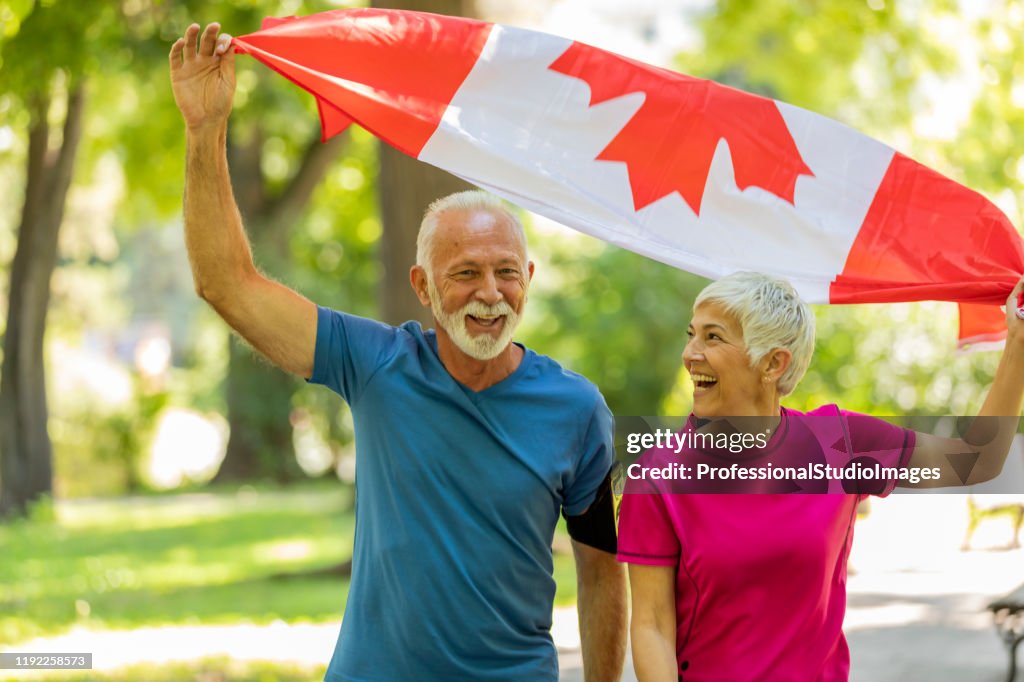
{"left": 548, "top": 43, "right": 814, "bottom": 214}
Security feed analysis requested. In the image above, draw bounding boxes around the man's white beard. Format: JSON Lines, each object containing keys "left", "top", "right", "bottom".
{"left": 427, "top": 278, "right": 523, "bottom": 361}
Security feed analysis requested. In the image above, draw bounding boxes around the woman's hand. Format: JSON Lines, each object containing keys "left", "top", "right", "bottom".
{"left": 1005, "top": 274, "right": 1024, "bottom": 349}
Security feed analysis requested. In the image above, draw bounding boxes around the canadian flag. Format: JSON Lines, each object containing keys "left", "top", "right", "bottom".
{"left": 232, "top": 9, "right": 1024, "bottom": 348}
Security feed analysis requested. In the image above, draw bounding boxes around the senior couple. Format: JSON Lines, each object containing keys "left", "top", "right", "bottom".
{"left": 171, "top": 22, "right": 1024, "bottom": 682}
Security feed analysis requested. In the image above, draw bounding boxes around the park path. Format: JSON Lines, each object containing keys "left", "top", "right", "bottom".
{"left": 3, "top": 609, "right": 588, "bottom": 678}
{"left": 6, "top": 495, "right": 1023, "bottom": 681}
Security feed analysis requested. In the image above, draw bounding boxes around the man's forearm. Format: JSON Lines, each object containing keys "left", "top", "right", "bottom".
{"left": 576, "top": 548, "right": 628, "bottom": 682}
{"left": 184, "top": 123, "right": 255, "bottom": 304}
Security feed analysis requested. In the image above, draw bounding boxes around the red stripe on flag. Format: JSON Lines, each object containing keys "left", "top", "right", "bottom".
{"left": 831, "top": 152, "right": 1023, "bottom": 305}
{"left": 831, "top": 152, "right": 1023, "bottom": 346}
{"left": 958, "top": 302, "right": 1009, "bottom": 349}
{"left": 233, "top": 9, "right": 491, "bottom": 154}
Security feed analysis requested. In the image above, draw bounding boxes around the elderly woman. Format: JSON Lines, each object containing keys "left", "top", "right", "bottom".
{"left": 618, "top": 271, "right": 1024, "bottom": 682}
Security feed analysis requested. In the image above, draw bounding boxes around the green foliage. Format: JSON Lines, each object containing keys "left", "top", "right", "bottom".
{"left": 0, "top": 0, "right": 119, "bottom": 90}
{"left": 683, "top": 0, "right": 958, "bottom": 133}
{"left": 0, "top": 0, "right": 32, "bottom": 57}
{"left": 291, "top": 127, "right": 381, "bottom": 314}
{"left": 790, "top": 303, "right": 1001, "bottom": 415}
{"left": 942, "top": 1, "right": 1024, "bottom": 227}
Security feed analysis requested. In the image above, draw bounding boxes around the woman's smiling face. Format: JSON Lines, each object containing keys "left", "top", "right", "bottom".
{"left": 683, "top": 301, "right": 769, "bottom": 418}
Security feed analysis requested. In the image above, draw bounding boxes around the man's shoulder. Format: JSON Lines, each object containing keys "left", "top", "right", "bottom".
{"left": 314, "top": 307, "right": 434, "bottom": 380}
{"left": 320, "top": 306, "right": 426, "bottom": 344}
{"left": 521, "top": 345, "right": 604, "bottom": 403}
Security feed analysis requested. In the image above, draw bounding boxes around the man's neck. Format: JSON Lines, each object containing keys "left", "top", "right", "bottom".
{"left": 435, "top": 335, "right": 524, "bottom": 392}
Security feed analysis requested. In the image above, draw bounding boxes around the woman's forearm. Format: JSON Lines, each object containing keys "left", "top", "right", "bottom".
{"left": 631, "top": 622, "right": 678, "bottom": 682}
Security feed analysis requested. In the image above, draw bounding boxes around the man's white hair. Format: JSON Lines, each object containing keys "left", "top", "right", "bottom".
{"left": 416, "top": 190, "right": 527, "bottom": 273}
{"left": 694, "top": 272, "right": 815, "bottom": 396}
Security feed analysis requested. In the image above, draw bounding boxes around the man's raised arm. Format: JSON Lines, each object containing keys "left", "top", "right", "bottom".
{"left": 170, "top": 22, "right": 317, "bottom": 378}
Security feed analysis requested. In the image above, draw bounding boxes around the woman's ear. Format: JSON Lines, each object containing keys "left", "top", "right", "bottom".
{"left": 761, "top": 348, "right": 792, "bottom": 384}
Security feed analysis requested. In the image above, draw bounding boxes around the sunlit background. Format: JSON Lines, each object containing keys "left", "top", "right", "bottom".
{"left": 2, "top": 0, "right": 1024, "bottom": 680}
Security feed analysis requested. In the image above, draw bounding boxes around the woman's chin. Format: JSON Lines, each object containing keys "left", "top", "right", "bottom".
{"left": 690, "top": 403, "right": 717, "bottom": 419}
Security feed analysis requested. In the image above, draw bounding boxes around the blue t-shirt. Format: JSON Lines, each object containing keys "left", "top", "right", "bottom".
{"left": 309, "top": 307, "right": 613, "bottom": 682}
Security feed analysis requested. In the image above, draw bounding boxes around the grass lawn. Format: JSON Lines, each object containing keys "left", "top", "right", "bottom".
{"left": 1, "top": 482, "right": 580, "bottom": 647}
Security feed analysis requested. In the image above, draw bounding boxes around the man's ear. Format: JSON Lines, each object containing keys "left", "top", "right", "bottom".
{"left": 410, "top": 265, "right": 431, "bottom": 307}
{"left": 527, "top": 260, "right": 535, "bottom": 282}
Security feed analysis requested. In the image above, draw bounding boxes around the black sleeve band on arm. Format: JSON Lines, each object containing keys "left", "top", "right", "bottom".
{"left": 564, "top": 464, "right": 620, "bottom": 554}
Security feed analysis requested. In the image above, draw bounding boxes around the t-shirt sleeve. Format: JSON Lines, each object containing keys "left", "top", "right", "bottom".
{"left": 616, "top": 487, "right": 680, "bottom": 566}
{"left": 307, "top": 306, "right": 402, "bottom": 405}
{"left": 563, "top": 396, "right": 615, "bottom": 517}
{"left": 839, "top": 409, "right": 917, "bottom": 497}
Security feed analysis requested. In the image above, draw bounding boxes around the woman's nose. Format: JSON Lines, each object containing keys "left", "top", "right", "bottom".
{"left": 682, "top": 338, "right": 703, "bottom": 365}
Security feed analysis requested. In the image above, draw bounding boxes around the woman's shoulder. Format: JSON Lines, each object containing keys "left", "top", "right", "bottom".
{"left": 783, "top": 403, "right": 843, "bottom": 417}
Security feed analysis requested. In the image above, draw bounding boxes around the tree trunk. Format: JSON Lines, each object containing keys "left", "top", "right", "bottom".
{"left": 218, "top": 338, "right": 302, "bottom": 482}
{"left": 214, "top": 126, "right": 347, "bottom": 483}
{"left": 372, "top": 0, "right": 477, "bottom": 328}
{"left": 0, "top": 83, "right": 86, "bottom": 517}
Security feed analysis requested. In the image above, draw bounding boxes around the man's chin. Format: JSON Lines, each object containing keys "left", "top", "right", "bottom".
{"left": 454, "top": 331, "right": 515, "bottom": 361}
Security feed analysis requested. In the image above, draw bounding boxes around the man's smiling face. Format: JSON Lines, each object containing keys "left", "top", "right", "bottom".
{"left": 426, "top": 207, "right": 532, "bottom": 361}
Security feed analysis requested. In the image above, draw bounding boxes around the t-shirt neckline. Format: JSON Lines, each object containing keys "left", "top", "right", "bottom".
{"left": 424, "top": 329, "right": 533, "bottom": 399}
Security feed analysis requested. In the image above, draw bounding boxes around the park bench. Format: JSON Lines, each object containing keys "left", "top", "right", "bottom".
{"left": 989, "top": 582, "right": 1024, "bottom": 682}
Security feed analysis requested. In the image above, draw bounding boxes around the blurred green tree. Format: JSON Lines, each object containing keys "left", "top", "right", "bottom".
{"left": 95, "top": 1, "right": 371, "bottom": 484}
{"left": 0, "top": 0, "right": 114, "bottom": 517}
{"left": 0, "top": 0, "right": 381, "bottom": 511}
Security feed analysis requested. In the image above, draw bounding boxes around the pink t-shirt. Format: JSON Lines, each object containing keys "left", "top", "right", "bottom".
{"left": 617, "top": 406, "right": 915, "bottom": 682}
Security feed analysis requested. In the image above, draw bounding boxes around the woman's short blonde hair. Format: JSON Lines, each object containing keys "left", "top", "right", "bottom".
{"left": 694, "top": 272, "right": 815, "bottom": 396}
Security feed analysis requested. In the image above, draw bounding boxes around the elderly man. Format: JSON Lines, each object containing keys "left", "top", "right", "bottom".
{"left": 170, "top": 22, "right": 627, "bottom": 682}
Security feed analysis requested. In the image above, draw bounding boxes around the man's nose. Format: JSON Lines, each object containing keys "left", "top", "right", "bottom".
{"left": 476, "top": 272, "right": 502, "bottom": 305}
